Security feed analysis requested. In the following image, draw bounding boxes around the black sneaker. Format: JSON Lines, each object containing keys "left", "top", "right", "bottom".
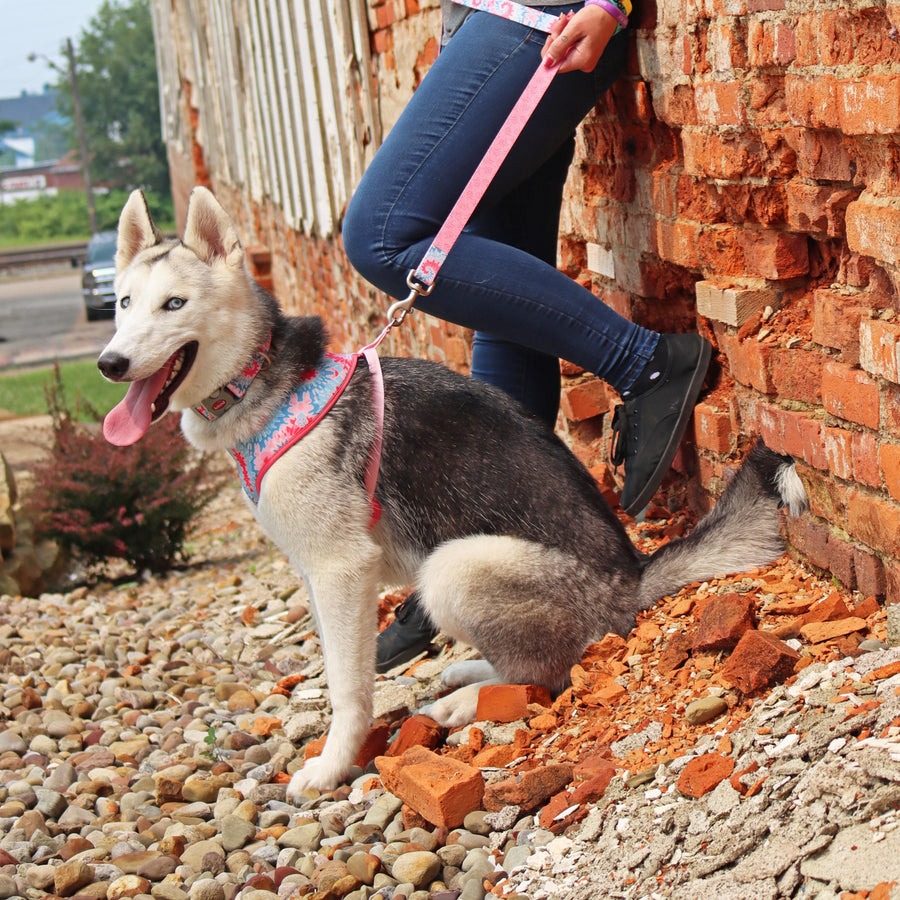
{"left": 610, "top": 333, "right": 712, "bottom": 516}
{"left": 375, "top": 592, "right": 439, "bottom": 674}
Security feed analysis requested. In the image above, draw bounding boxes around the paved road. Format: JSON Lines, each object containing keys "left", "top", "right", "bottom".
{"left": 0, "top": 269, "right": 115, "bottom": 369}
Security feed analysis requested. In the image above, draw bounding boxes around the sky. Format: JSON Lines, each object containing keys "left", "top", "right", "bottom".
{"left": 0, "top": 0, "right": 107, "bottom": 100}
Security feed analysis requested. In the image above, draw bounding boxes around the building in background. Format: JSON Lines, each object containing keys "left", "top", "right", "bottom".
{"left": 0, "top": 88, "right": 82, "bottom": 204}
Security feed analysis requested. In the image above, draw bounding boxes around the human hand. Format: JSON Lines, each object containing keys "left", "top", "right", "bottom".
{"left": 541, "top": 5, "right": 618, "bottom": 74}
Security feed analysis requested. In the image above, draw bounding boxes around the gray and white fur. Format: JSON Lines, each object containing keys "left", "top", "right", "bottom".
{"left": 98, "top": 187, "right": 808, "bottom": 801}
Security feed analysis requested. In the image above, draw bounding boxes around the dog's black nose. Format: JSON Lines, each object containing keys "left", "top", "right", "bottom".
{"left": 98, "top": 353, "right": 130, "bottom": 382}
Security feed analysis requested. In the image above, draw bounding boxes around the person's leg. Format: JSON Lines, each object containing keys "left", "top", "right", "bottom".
{"left": 467, "top": 135, "right": 577, "bottom": 427}
{"left": 342, "top": 7, "right": 657, "bottom": 397}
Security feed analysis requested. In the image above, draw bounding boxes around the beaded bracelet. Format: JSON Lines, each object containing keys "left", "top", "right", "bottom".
{"left": 585, "top": 0, "right": 629, "bottom": 30}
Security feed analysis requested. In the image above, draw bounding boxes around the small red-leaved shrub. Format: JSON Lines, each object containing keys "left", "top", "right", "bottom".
{"left": 28, "top": 365, "right": 222, "bottom": 575}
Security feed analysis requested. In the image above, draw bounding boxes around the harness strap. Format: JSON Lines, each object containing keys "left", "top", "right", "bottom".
{"left": 362, "top": 345, "right": 385, "bottom": 502}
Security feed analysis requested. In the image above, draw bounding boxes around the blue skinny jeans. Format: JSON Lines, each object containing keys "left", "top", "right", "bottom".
{"left": 342, "top": 4, "right": 659, "bottom": 426}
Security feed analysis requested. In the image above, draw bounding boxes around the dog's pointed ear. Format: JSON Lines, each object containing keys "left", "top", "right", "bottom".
{"left": 183, "top": 186, "right": 244, "bottom": 268}
{"left": 116, "top": 190, "right": 163, "bottom": 272}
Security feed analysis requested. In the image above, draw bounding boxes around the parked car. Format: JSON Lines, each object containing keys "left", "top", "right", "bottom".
{"left": 82, "top": 231, "right": 118, "bottom": 321}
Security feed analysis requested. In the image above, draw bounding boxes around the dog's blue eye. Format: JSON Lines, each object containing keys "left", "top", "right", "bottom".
{"left": 164, "top": 297, "right": 186, "bottom": 311}
{"left": 120, "top": 296, "right": 130, "bottom": 309}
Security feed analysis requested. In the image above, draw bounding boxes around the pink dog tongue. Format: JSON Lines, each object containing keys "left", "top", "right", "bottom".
{"left": 103, "top": 364, "right": 172, "bottom": 446}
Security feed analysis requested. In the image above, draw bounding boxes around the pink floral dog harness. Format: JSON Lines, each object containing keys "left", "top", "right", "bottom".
{"left": 227, "top": 352, "right": 358, "bottom": 504}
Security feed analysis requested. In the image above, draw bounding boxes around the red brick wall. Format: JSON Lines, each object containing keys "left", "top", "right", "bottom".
{"left": 167, "top": 0, "right": 900, "bottom": 602}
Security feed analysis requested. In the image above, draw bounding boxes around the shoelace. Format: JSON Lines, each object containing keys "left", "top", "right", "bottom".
{"left": 610, "top": 404, "right": 628, "bottom": 467}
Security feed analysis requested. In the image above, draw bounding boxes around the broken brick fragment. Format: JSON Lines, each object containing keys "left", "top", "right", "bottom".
{"left": 677, "top": 752, "right": 735, "bottom": 798}
{"left": 483, "top": 763, "right": 574, "bottom": 812}
{"left": 538, "top": 790, "right": 580, "bottom": 830}
{"left": 386, "top": 715, "right": 444, "bottom": 757}
{"left": 721, "top": 630, "right": 800, "bottom": 694}
{"left": 584, "top": 682, "right": 628, "bottom": 706}
{"left": 401, "top": 804, "right": 432, "bottom": 831}
{"left": 573, "top": 753, "right": 618, "bottom": 783}
{"left": 852, "top": 595, "right": 881, "bottom": 619}
{"left": 799, "top": 617, "right": 867, "bottom": 644}
{"left": 658, "top": 631, "right": 693, "bottom": 674}
{"left": 536, "top": 766, "right": 615, "bottom": 833}
{"left": 802, "top": 593, "right": 853, "bottom": 624}
{"left": 375, "top": 746, "right": 484, "bottom": 829}
{"left": 476, "top": 684, "right": 552, "bottom": 723}
{"left": 692, "top": 592, "right": 756, "bottom": 653}
{"left": 730, "top": 760, "right": 759, "bottom": 795}
{"left": 250, "top": 716, "right": 283, "bottom": 736}
{"left": 581, "top": 633, "right": 628, "bottom": 665}
{"left": 472, "top": 745, "right": 517, "bottom": 768}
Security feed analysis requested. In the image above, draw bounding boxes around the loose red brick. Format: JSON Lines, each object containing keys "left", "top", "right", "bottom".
{"left": 475, "top": 684, "right": 552, "bottom": 724}
{"left": 387, "top": 715, "right": 444, "bottom": 757}
{"left": 692, "top": 592, "right": 756, "bottom": 653}
{"left": 483, "top": 763, "right": 575, "bottom": 813}
{"left": 582, "top": 633, "right": 628, "bottom": 664}
{"left": 375, "top": 747, "right": 484, "bottom": 829}
{"left": 658, "top": 631, "right": 694, "bottom": 674}
{"left": 677, "top": 753, "right": 735, "bottom": 798}
{"left": 721, "top": 630, "right": 801, "bottom": 694}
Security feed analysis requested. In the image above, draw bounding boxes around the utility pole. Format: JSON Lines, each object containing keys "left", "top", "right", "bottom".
{"left": 63, "top": 38, "right": 97, "bottom": 235}
{"left": 29, "top": 39, "right": 97, "bottom": 235}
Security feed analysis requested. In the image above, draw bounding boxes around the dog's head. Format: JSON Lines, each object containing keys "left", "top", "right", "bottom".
{"left": 98, "top": 187, "right": 266, "bottom": 446}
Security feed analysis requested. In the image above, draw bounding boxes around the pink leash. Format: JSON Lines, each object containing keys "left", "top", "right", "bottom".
{"left": 361, "top": 0, "right": 563, "bottom": 510}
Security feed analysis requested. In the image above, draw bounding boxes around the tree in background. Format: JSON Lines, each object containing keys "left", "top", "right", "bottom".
{"left": 55, "top": 0, "right": 170, "bottom": 197}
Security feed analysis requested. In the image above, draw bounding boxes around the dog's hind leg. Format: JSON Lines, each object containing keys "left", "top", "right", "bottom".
{"left": 420, "top": 660, "right": 503, "bottom": 728}
{"left": 441, "top": 659, "right": 499, "bottom": 688}
{"left": 417, "top": 535, "right": 597, "bottom": 728}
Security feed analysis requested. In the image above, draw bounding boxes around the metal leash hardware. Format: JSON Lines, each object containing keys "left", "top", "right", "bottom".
{"left": 378, "top": 0, "right": 561, "bottom": 332}
{"left": 386, "top": 269, "right": 435, "bottom": 327}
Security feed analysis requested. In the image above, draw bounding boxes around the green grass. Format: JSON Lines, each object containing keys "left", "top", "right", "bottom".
{"left": 0, "top": 359, "right": 126, "bottom": 421}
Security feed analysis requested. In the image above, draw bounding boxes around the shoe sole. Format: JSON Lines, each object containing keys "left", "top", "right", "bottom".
{"left": 622, "top": 339, "right": 713, "bottom": 517}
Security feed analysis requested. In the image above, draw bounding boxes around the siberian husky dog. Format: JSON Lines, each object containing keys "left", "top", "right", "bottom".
{"left": 98, "top": 187, "right": 808, "bottom": 800}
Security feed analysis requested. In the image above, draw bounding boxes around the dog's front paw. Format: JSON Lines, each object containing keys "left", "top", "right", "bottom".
{"left": 286, "top": 756, "right": 348, "bottom": 804}
{"left": 421, "top": 684, "right": 482, "bottom": 729}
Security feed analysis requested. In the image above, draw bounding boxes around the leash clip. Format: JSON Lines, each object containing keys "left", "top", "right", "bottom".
{"left": 387, "top": 270, "right": 435, "bottom": 326}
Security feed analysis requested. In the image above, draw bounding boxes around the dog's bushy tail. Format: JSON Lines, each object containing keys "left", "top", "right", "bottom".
{"left": 637, "top": 442, "right": 808, "bottom": 608}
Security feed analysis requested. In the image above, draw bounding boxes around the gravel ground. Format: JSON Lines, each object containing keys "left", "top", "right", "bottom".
{"left": 1, "top": 436, "right": 899, "bottom": 900}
